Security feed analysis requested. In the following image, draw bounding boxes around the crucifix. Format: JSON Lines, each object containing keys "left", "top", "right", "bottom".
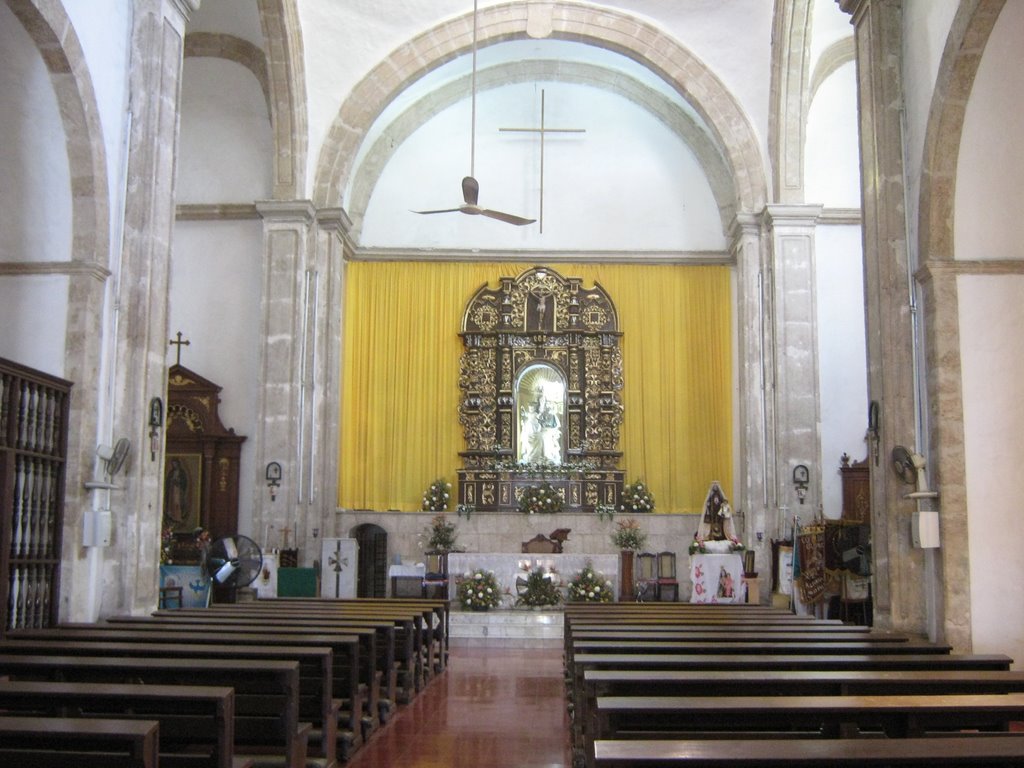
{"left": 169, "top": 331, "right": 190, "bottom": 366}
{"left": 500, "top": 89, "right": 585, "bottom": 233}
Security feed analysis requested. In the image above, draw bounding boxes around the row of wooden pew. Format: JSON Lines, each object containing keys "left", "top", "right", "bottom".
{"left": 0, "top": 596, "right": 449, "bottom": 767}
{"left": 563, "top": 603, "right": 1024, "bottom": 767}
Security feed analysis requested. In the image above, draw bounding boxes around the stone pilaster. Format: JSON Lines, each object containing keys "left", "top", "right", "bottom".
{"left": 312, "top": 209, "right": 352, "bottom": 541}
{"left": 839, "top": 0, "right": 926, "bottom": 634}
{"left": 79, "top": 0, "right": 196, "bottom": 619}
{"left": 254, "top": 200, "right": 318, "bottom": 560}
{"left": 769, "top": 0, "right": 814, "bottom": 203}
{"left": 730, "top": 213, "right": 771, "bottom": 592}
{"left": 762, "top": 205, "right": 824, "bottom": 530}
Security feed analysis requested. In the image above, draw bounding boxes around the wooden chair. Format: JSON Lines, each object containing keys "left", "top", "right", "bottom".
{"left": 635, "top": 553, "right": 658, "bottom": 602}
{"left": 656, "top": 552, "right": 678, "bottom": 602}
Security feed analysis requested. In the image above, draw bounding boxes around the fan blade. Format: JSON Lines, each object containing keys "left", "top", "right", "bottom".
{"left": 462, "top": 176, "right": 480, "bottom": 206}
{"left": 481, "top": 208, "right": 536, "bottom": 226}
{"left": 223, "top": 538, "right": 238, "bottom": 560}
{"left": 412, "top": 207, "right": 464, "bottom": 215}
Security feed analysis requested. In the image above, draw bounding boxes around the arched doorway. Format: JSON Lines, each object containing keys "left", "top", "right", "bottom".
{"left": 352, "top": 523, "right": 388, "bottom": 598}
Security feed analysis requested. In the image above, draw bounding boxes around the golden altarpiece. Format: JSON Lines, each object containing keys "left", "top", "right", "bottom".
{"left": 457, "top": 266, "right": 625, "bottom": 512}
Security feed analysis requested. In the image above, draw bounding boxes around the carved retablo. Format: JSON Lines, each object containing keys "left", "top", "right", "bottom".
{"left": 457, "top": 266, "right": 624, "bottom": 512}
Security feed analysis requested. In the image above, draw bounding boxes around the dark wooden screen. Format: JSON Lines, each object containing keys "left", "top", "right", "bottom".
{"left": 0, "top": 358, "right": 71, "bottom": 637}
{"left": 354, "top": 524, "right": 387, "bottom": 598}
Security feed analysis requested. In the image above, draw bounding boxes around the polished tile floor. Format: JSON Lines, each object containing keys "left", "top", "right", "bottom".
{"left": 347, "top": 645, "right": 573, "bottom": 768}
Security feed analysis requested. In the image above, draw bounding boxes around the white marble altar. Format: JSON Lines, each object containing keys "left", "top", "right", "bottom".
{"left": 447, "top": 552, "right": 620, "bottom": 603}
{"left": 690, "top": 553, "right": 745, "bottom": 603}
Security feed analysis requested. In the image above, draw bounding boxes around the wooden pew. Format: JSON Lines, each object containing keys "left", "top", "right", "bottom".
{"left": 571, "top": 639, "right": 949, "bottom": 656}
{"left": 103, "top": 615, "right": 391, "bottom": 723}
{"left": 0, "top": 654, "right": 310, "bottom": 768}
{"left": 567, "top": 650, "right": 1014, "bottom": 753}
{"left": 109, "top": 613, "right": 397, "bottom": 714}
{"left": 576, "top": 668, "right": 1024, "bottom": 757}
{"left": 0, "top": 679, "right": 242, "bottom": 768}
{"left": 0, "top": 715, "right": 160, "bottom": 768}
{"left": 170, "top": 601, "right": 437, "bottom": 694}
{"left": 2, "top": 635, "right": 345, "bottom": 764}
{"left": 595, "top": 691, "right": 1024, "bottom": 739}
{"left": 592, "top": 735, "right": 1024, "bottom": 767}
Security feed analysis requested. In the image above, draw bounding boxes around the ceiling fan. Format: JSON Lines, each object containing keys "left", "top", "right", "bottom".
{"left": 412, "top": 0, "right": 535, "bottom": 227}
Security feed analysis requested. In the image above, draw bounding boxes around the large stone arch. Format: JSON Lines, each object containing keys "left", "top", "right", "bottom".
{"left": 257, "top": 0, "right": 307, "bottom": 200}
{"left": 346, "top": 59, "right": 737, "bottom": 239}
{"left": 5, "top": 0, "right": 109, "bottom": 269}
{"left": 313, "top": 1, "right": 767, "bottom": 217}
{"left": 916, "top": 0, "right": 1006, "bottom": 651}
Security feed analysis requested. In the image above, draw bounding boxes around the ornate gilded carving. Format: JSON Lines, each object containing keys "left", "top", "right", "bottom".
{"left": 459, "top": 266, "right": 624, "bottom": 510}
{"left": 167, "top": 404, "right": 204, "bottom": 433}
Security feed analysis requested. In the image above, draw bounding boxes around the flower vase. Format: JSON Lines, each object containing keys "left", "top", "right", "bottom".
{"left": 619, "top": 549, "right": 635, "bottom": 601}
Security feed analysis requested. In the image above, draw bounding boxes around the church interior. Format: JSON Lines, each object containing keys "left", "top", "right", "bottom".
{"left": 1, "top": 0, "right": 1024, "bottom": 763}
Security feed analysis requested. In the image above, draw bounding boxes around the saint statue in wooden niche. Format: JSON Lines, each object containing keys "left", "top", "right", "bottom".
{"left": 516, "top": 362, "right": 564, "bottom": 465}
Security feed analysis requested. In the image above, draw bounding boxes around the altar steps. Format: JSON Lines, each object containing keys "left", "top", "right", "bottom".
{"left": 449, "top": 608, "right": 564, "bottom": 647}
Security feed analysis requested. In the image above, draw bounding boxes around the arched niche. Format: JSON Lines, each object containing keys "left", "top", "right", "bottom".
{"left": 457, "top": 266, "right": 624, "bottom": 512}
{"left": 516, "top": 362, "right": 566, "bottom": 465}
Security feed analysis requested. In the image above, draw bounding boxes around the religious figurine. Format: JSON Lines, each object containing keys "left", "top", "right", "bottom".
{"left": 694, "top": 481, "right": 743, "bottom": 553}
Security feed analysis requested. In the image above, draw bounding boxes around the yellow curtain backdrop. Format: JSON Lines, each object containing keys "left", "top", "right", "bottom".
{"left": 339, "top": 261, "right": 732, "bottom": 513}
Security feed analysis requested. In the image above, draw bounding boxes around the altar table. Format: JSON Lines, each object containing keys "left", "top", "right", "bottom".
{"left": 447, "top": 553, "right": 620, "bottom": 603}
{"left": 690, "top": 553, "right": 745, "bottom": 603}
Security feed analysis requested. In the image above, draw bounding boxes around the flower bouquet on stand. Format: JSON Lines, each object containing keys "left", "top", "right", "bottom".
{"left": 424, "top": 513, "right": 459, "bottom": 553}
{"left": 567, "top": 561, "right": 613, "bottom": 603}
{"left": 456, "top": 569, "right": 504, "bottom": 611}
{"left": 515, "top": 566, "right": 562, "bottom": 608}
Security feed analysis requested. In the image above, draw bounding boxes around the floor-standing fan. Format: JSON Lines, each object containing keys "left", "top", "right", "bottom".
{"left": 203, "top": 534, "right": 263, "bottom": 604}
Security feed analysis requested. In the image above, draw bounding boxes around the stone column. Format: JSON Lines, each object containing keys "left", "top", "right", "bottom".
{"left": 731, "top": 214, "right": 771, "bottom": 590}
{"left": 762, "top": 205, "right": 824, "bottom": 531}
{"left": 254, "top": 200, "right": 319, "bottom": 559}
{"left": 312, "top": 209, "right": 352, "bottom": 540}
{"left": 80, "top": 0, "right": 198, "bottom": 619}
{"left": 839, "top": 0, "right": 926, "bottom": 634}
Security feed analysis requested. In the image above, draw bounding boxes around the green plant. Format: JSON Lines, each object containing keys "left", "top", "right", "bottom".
{"left": 421, "top": 478, "right": 451, "bottom": 512}
{"left": 619, "top": 479, "right": 654, "bottom": 513}
{"left": 456, "top": 569, "right": 504, "bottom": 611}
{"left": 425, "top": 513, "right": 458, "bottom": 552}
{"left": 518, "top": 482, "right": 564, "bottom": 514}
{"left": 516, "top": 567, "right": 562, "bottom": 607}
{"left": 567, "top": 561, "right": 612, "bottom": 603}
{"left": 611, "top": 517, "right": 646, "bottom": 551}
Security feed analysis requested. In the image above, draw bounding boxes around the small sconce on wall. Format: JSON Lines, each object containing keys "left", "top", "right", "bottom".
{"left": 266, "top": 461, "right": 282, "bottom": 501}
{"left": 148, "top": 397, "right": 163, "bottom": 461}
{"left": 793, "top": 463, "right": 809, "bottom": 504}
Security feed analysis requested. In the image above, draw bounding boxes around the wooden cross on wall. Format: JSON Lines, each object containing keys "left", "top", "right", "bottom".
{"left": 169, "top": 331, "right": 190, "bottom": 366}
{"left": 499, "top": 89, "right": 585, "bottom": 233}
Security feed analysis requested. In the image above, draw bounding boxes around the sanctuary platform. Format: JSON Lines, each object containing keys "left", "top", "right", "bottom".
{"left": 450, "top": 608, "right": 564, "bottom": 648}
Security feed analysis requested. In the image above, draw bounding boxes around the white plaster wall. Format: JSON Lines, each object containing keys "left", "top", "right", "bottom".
{"left": 810, "top": 0, "right": 854, "bottom": 66}
{"left": 63, "top": 0, "right": 133, "bottom": 250}
{"left": 188, "top": 0, "right": 264, "bottom": 48}
{"left": 814, "top": 225, "right": 868, "bottom": 519}
{"left": 177, "top": 58, "right": 273, "bottom": 203}
{"left": 169, "top": 220, "right": 265, "bottom": 538}
{"left": 901, "top": 0, "right": 959, "bottom": 260}
{"left": 0, "top": 4, "right": 73, "bottom": 265}
{"left": 953, "top": 0, "right": 1024, "bottom": 261}
{"left": 0, "top": 275, "right": 70, "bottom": 378}
{"left": 804, "top": 62, "right": 860, "bottom": 208}
{"left": 299, "top": 1, "right": 772, "bottom": 201}
{"left": 959, "top": 275, "right": 1024, "bottom": 665}
{"left": 361, "top": 81, "right": 724, "bottom": 250}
